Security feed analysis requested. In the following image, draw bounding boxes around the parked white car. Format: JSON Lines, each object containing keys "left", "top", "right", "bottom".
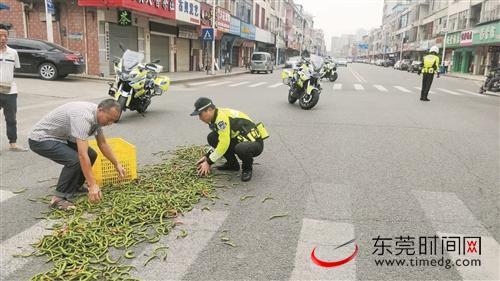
{"left": 336, "top": 58, "right": 348, "bottom": 66}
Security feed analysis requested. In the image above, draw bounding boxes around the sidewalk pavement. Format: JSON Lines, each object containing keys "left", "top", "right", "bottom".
{"left": 443, "top": 72, "right": 486, "bottom": 82}
{"left": 69, "top": 67, "right": 251, "bottom": 84}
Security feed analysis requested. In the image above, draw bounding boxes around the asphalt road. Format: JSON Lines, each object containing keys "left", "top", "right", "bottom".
{"left": 1, "top": 63, "right": 499, "bottom": 281}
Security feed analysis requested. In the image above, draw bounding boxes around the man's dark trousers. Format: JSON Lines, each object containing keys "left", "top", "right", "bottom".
{"left": 29, "top": 139, "right": 97, "bottom": 199}
{"left": 421, "top": 73, "right": 434, "bottom": 100}
{"left": 0, "top": 93, "right": 18, "bottom": 143}
{"left": 207, "top": 131, "right": 263, "bottom": 170}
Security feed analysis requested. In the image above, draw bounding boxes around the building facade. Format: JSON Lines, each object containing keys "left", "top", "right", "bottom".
{"left": 0, "top": 0, "right": 326, "bottom": 75}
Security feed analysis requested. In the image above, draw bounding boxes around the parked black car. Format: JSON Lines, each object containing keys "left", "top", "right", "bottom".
{"left": 7, "top": 38, "right": 85, "bottom": 80}
{"left": 384, "top": 59, "right": 395, "bottom": 67}
{"left": 399, "top": 59, "right": 412, "bottom": 71}
{"left": 408, "top": 61, "right": 422, "bottom": 73}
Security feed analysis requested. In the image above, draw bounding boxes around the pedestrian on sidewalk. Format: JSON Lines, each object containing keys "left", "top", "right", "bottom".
{"left": 191, "top": 97, "right": 268, "bottom": 182}
{"left": 28, "top": 99, "right": 126, "bottom": 210}
{"left": 418, "top": 45, "right": 440, "bottom": 101}
{"left": 0, "top": 25, "right": 27, "bottom": 152}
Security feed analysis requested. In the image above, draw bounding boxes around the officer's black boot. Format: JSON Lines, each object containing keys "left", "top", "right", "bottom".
{"left": 216, "top": 154, "right": 240, "bottom": 171}
{"left": 241, "top": 159, "right": 253, "bottom": 182}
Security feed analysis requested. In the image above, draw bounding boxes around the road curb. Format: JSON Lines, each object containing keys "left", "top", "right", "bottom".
{"left": 68, "top": 70, "right": 250, "bottom": 84}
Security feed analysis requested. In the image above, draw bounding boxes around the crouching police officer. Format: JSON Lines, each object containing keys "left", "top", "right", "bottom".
{"left": 419, "top": 45, "right": 440, "bottom": 101}
{"left": 191, "top": 97, "right": 268, "bottom": 182}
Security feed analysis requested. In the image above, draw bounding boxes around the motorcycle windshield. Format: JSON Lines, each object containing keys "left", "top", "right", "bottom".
{"left": 122, "top": 50, "right": 144, "bottom": 72}
{"left": 310, "top": 55, "right": 324, "bottom": 72}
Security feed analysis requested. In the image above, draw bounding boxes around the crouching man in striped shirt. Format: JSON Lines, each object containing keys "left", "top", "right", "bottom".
{"left": 28, "top": 99, "right": 125, "bottom": 210}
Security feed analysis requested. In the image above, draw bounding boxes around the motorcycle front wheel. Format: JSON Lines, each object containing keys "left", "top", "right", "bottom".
{"left": 117, "top": 96, "right": 128, "bottom": 121}
{"left": 288, "top": 89, "right": 298, "bottom": 104}
{"left": 330, "top": 72, "right": 338, "bottom": 82}
{"left": 299, "top": 89, "right": 320, "bottom": 110}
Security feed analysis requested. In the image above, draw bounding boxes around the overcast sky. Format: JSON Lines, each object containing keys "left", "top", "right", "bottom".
{"left": 294, "top": 0, "right": 384, "bottom": 50}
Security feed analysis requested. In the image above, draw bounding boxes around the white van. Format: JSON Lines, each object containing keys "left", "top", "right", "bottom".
{"left": 250, "top": 52, "right": 273, "bottom": 74}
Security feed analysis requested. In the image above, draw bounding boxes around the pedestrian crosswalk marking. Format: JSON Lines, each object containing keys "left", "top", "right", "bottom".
{"left": 415, "top": 87, "right": 436, "bottom": 94}
{"left": 248, "top": 82, "right": 267, "bottom": 88}
{"left": 353, "top": 84, "right": 364, "bottom": 90}
{"left": 413, "top": 191, "right": 500, "bottom": 281}
{"left": 0, "top": 190, "right": 16, "bottom": 203}
{"left": 187, "top": 80, "right": 215, "bottom": 86}
{"left": 228, "top": 81, "right": 249, "bottom": 87}
{"left": 290, "top": 219, "right": 357, "bottom": 280}
{"left": 394, "top": 86, "right": 411, "bottom": 93}
{"left": 268, "top": 82, "right": 283, "bottom": 88}
{"left": 333, "top": 83, "right": 342, "bottom": 90}
{"left": 207, "top": 81, "right": 233, "bottom": 87}
{"left": 373, "top": 84, "right": 388, "bottom": 92}
{"left": 436, "top": 88, "right": 463, "bottom": 96}
{"left": 457, "top": 89, "right": 484, "bottom": 97}
{"left": 128, "top": 209, "right": 228, "bottom": 280}
{"left": 0, "top": 221, "right": 53, "bottom": 280}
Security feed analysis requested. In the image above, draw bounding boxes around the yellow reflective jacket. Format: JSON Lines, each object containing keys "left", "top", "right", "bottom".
{"left": 207, "top": 108, "right": 261, "bottom": 164}
{"left": 421, "top": 54, "right": 440, "bottom": 74}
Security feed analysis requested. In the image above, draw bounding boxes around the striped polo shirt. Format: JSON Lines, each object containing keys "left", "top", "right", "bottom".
{"left": 29, "top": 102, "right": 103, "bottom": 143}
{"left": 0, "top": 46, "right": 20, "bottom": 94}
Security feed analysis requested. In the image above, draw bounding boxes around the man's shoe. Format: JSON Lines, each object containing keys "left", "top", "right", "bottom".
{"left": 241, "top": 170, "right": 252, "bottom": 182}
{"left": 424, "top": 98, "right": 430, "bottom": 101}
{"left": 216, "top": 162, "right": 240, "bottom": 171}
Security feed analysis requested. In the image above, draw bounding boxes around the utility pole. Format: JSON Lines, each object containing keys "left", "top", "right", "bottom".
{"left": 211, "top": 0, "right": 216, "bottom": 75}
{"left": 400, "top": 31, "right": 404, "bottom": 61}
{"left": 44, "top": 0, "right": 54, "bottom": 43}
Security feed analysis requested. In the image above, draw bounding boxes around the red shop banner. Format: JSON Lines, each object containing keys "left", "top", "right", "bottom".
{"left": 78, "top": 0, "right": 176, "bottom": 20}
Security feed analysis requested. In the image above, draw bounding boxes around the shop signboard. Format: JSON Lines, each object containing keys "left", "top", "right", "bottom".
{"left": 199, "top": 2, "right": 212, "bottom": 27}
{"left": 176, "top": 0, "right": 200, "bottom": 25}
{"left": 473, "top": 21, "right": 500, "bottom": 45}
{"left": 460, "top": 30, "right": 473, "bottom": 46}
{"left": 229, "top": 16, "right": 240, "bottom": 36}
{"left": 78, "top": 0, "right": 176, "bottom": 19}
{"left": 240, "top": 22, "right": 255, "bottom": 40}
{"left": 215, "top": 7, "right": 230, "bottom": 33}
{"left": 445, "top": 31, "right": 461, "bottom": 48}
{"left": 255, "top": 27, "right": 274, "bottom": 44}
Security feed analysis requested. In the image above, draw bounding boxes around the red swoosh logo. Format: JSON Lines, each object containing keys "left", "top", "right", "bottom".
{"left": 311, "top": 244, "right": 359, "bottom": 267}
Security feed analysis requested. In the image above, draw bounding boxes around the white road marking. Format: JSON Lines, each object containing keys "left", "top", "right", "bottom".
{"left": 394, "top": 86, "right": 411, "bottom": 93}
{"left": 187, "top": 80, "right": 216, "bottom": 86}
{"left": 415, "top": 87, "right": 436, "bottom": 94}
{"left": 373, "top": 84, "right": 388, "bottom": 92}
{"left": 228, "top": 81, "right": 250, "bottom": 87}
{"left": 269, "top": 82, "right": 284, "bottom": 88}
{"left": 248, "top": 82, "right": 268, "bottom": 88}
{"left": 457, "top": 89, "right": 484, "bottom": 97}
{"left": 413, "top": 191, "right": 500, "bottom": 281}
{"left": 291, "top": 183, "right": 356, "bottom": 280}
{"left": 0, "top": 221, "right": 53, "bottom": 280}
{"left": 333, "top": 83, "right": 343, "bottom": 90}
{"left": 353, "top": 84, "right": 364, "bottom": 90}
{"left": 290, "top": 219, "right": 356, "bottom": 280}
{"left": 436, "top": 88, "right": 463, "bottom": 96}
{"left": 0, "top": 190, "right": 16, "bottom": 203}
{"left": 129, "top": 208, "right": 228, "bottom": 280}
{"left": 207, "top": 81, "right": 233, "bottom": 87}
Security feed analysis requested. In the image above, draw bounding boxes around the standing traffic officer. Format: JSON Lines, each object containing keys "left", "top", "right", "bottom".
{"left": 191, "top": 97, "right": 268, "bottom": 182}
{"left": 419, "top": 45, "right": 440, "bottom": 101}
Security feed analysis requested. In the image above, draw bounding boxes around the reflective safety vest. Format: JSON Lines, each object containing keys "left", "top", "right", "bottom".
{"left": 207, "top": 108, "right": 268, "bottom": 164}
{"left": 421, "top": 54, "right": 440, "bottom": 74}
